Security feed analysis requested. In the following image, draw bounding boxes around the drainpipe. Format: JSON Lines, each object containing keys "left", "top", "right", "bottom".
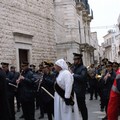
{"left": 78, "top": 20, "right": 82, "bottom": 53}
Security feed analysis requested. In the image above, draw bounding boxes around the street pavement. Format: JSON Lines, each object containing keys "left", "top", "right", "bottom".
{"left": 15, "top": 94, "right": 116, "bottom": 120}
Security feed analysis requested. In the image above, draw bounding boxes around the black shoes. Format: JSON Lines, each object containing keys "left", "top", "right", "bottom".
{"left": 89, "top": 98, "right": 93, "bottom": 100}
{"left": 102, "top": 116, "right": 107, "bottom": 120}
{"left": 95, "top": 98, "right": 98, "bottom": 100}
{"left": 36, "top": 107, "right": 39, "bottom": 110}
{"left": 38, "top": 115, "right": 44, "bottom": 119}
{"left": 100, "top": 108, "right": 104, "bottom": 112}
{"left": 17, "top": 109, "right": 20, "bottom": 112}
{"left": 19, "top": 115, "right": 24, "bottom": 119}
{"left": 89, "top": 97, "right": 97, "bottom": 100}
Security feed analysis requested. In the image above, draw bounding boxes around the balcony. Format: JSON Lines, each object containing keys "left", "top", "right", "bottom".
{"left": 75, "top": 0, "right": 85, "bottom": 10}
{"left": 80, "top": 43, "right": 96, "bottom": 52}
{"left": 75, "top": 0, "right": 90, "bottom": 13}
{"left": 90, "top": 9, "right": 93, "bottom": 19}
{"left": 102, "top": 42, "right": 111, "bottom": 48}
{"left": 87, "top": 9, "right": 93, "bottom": 22}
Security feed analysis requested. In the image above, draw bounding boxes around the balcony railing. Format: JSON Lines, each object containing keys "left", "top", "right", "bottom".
{"left": 75, "top": 0, "right": 85, "bottom": 10}
{"left": 87, "top": 9, "right": 94, "bottom": 21}
{"left": 91, "top": 9, "right": 93, "bottom": 19}
{"left": 82, "top": 4, "right": 90, "bottom": 17}
{"left": 86, "top": 3, "right": 90, "bottom": 14}
{"left": 75, "top": 0, "right": 90, "bottom": 15}
{"left": 102, "top": 42, "right": 111, "bottom": 48}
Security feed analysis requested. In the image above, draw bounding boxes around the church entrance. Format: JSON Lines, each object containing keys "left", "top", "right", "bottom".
{"left": 19, "top": 49, "right": 29, "bottom": 70}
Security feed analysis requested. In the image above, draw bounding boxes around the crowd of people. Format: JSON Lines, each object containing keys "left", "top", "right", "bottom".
{"left": 0, "top": 53, "right": 120, "bottom": 120}
{"left": 87, "top": 58, "right": 120, "bottom": 120}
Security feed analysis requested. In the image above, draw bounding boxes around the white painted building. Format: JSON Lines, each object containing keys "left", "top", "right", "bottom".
{"left": 101, "top": 14, "right": 120, "bottom": 63}
{"left": 115, "top": 14, "right": 120, "bottom": 63}
{"left": 102, "top": 30, "right": 117, "bottom": 62}
{"left": 54, "top": 0, "right": 95, "bottom": 66}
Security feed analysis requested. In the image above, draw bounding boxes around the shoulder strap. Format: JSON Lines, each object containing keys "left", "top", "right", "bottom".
{"left": 54, "top": 82, "right": 74, "bottom": 106}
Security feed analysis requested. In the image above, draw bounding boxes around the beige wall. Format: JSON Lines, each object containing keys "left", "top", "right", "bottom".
{"left": 0, "top": 0, "right": 56, "bottom": 70}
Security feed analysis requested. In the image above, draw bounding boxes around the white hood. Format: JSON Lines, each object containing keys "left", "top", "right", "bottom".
{"left": 55, "top": 59, "right": 68, "bottom": 70}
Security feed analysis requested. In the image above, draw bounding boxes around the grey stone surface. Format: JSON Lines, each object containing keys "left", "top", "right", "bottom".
{"left": 0, "top": 0, "right": 56, "bottom": 67}
{"left": 16, "top": 94, "right": 116, "bottom": 120}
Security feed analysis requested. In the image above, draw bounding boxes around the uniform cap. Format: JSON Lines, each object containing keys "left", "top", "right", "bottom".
{"left": 112, "top": 62, "right": 119, "bottom": 67}
{"left": 21, "top": 61, "right": 29, "bottom": 66}
{"left": 30, "top": 64, "right": 36, "bottom": 68}
{"left": 49, "top": 62, "right": 54, "bottom": 67}
{"left": 106, "top": 61, "right": 113, "bottom": 67}
{"left": 10, "top": 66, "right": 15, "bottom": 69}
{"left": 1, "top": 62, "right": 9, "bottom": 66}
{"left": 102, "top": 58, "right": 108, "bottom": 62}
{"left": 73, "top": 53, "right": 83, "bottom": 59}
{"left": 43, "top": 61, "right": 50, "bottom": 68}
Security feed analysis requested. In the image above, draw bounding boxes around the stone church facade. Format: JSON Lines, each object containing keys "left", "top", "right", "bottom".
{"left": 54, "top": 0, "right": 94, "bottom": 66}
{"left": 0, "top": 0, "right": 56, "bottom": 71}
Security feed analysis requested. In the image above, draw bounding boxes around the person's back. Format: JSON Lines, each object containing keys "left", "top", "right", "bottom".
{"left": 0, "top": 68, "right": 10, "bottom": 120}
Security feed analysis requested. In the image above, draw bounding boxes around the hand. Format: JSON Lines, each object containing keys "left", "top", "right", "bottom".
{"left": 108, "top": 74, "right": 111, "bottom": 77}
{"left": 16, "top": 76, "right": 24, "bottom": 84}
{"left": 104, "top": 75, "right": 108, "bottom": 80}
{"left": 19, "top": 76, "right": 25, "bottom": 80}
{"left": 65, "top": 98, "right": 71, "bottom": 106}
{"left": 16, "top": 79, "right": 20, "bottom": 84}
{"left": 69, "top": 69, "right": 73, "bottom": 74}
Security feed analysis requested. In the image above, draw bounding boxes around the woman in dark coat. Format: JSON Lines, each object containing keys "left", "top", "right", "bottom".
{"left": 0, "top": 68, "right": 10, "bottom": 120}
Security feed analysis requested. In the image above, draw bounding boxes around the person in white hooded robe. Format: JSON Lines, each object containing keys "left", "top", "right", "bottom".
{"left": 54, "top": 59, "right": 81, "bottom": 120}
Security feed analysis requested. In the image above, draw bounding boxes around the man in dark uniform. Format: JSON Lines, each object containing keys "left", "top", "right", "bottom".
{"left": 72, "top": 53, "right": 88, "bottom": 120}
{"left": 10, "top": 66, "right": 20, "bottom": 112}
{"left": 30, "top": 64, "right": 40, "bottom": 110}
{"left": 17, "top": 61, "right": 36, "bottom": 120}
{"left": 41, "top": 62, "right": 55, "bottom": 120}
{"left": 100, "top": 62, "right": 116, "bottom": 120}
{"left": 0, "top": 68, "right": 10, "bottom": 120}
{"left": 1, "top": 62, "right": 17, "bottom": 120}
{"left": 36, "top": 63, "right": 45, "bottom": 119}
{"left": 112, "top": 62, "right": 119, "bottom": 72}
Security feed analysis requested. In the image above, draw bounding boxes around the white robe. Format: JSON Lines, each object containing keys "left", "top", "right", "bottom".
{"left": 54, "top": 69, "right": 81, "bottom": 120}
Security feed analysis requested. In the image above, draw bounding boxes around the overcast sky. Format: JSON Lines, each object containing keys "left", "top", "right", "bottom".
{"left": 89, "top": 0, "right": 120, "bottom": 45}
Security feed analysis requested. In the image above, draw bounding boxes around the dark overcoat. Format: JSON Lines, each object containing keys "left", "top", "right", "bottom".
{"left": 73, "top": 64, "right": 88, "bottom": 98}
{"left": 0, "top": 69, "right": 10, "bottom": 120}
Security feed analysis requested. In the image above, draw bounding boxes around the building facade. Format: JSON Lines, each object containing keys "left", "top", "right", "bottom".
{"left": 90, "top": 32, "right": 102, "bottom": 65}
{"left": 102, "top": 14, "right": 120, "bottom": 63}
{"left": 115, "top": 14, "right": 120, "bottom": 63}
{"left": 0, "top": 0, "right": 56, "bottom": 71}
{"left": 54, "top": 0, "right": 94, "bottom": 66}
{"left": 102, "top": 30, "right": 117, "bottom": 62}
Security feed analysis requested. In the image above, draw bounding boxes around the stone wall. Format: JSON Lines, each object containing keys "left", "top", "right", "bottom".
{"left": 0, "top": 0, "right": 56, "bottom": 70}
